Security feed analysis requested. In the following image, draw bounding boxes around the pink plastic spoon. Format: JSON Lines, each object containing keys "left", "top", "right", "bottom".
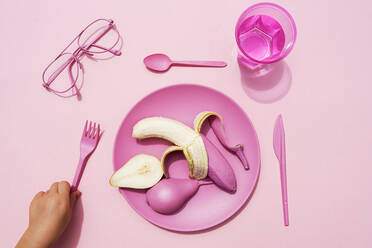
{"left": 143, "top": 53, "right": 227, "bottom": 72}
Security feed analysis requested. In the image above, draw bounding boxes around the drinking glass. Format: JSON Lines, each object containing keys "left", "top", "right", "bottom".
{"left": 235, "top": 3, "right": 297, "bottom": 69}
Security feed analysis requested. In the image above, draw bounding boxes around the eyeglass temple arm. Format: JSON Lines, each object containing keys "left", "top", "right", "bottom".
{"left": 43, "top": 56, "right": 75, "bottom": 87}
{"left": 68, "top": 60, "right": 81, "bottom": 99}
{"left": 81, "top": 23, "right": 114, "bottom": 51}
{"left": 89, "top": 44, "right": 121, "bottom": 55}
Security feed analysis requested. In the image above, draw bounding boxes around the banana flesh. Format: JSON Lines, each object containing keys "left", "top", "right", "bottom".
{"left": 133, "top": 114, "right": 218, "bottom": 180}
{"left": 133, "top": 117, "right": 196, "bottom": 147}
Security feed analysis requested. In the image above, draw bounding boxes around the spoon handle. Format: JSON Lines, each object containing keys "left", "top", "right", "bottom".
{"left": 172, "top": 60, "right": 227, "bottom": 68}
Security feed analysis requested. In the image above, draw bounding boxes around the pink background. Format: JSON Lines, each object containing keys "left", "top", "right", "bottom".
{"left": 1, "top": 0, "right": 371, "bottom": 247}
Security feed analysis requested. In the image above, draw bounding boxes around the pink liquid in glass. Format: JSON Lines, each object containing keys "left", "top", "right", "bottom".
{"left": 238, "top": 15, "right": 285, "bottom": 62}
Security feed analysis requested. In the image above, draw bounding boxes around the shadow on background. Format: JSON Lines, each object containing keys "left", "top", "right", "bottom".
{"left": 52, "top": 199, "right": 84, "bottom": 248}
{"left": 239, "top": 59, "right": 292, "bottom": 103}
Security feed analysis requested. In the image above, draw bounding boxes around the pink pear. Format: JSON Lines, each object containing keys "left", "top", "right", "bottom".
{"left": 146, "top": 178, "right": 211, "bottom": 214}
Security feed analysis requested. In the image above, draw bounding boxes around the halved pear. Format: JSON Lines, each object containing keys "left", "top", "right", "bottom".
{"left": 110, "top": 154, "right": 163, "bottom": 189}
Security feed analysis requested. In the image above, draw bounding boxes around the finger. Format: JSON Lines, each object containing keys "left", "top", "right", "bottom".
{"left": 58, "top": 181, "right": 71, "bottom": 195}
{"left": 70, "top": 190, "right": 81, "bottom": 207}
{"left": 33, "top": 191, "right": 45, "bottom": 200}
{"left": 48, "top": 182, "right": 59, "bottom": 194}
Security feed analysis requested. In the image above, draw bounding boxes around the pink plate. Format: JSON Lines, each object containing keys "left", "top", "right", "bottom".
{"left": 113, "top": 84, "right": 260, "bottom": 232}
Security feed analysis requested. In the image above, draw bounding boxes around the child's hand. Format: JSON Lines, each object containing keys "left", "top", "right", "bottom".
{"left": 16, "top": 181, "right": 81, "bottom": 248}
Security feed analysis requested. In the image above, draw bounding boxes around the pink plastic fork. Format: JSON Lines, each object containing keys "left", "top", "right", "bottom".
{"left": 71, "top": 121, "right": 101, "bottom": 192}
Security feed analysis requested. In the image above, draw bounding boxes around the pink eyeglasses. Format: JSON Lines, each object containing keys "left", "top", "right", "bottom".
{"left": 42, "top": 18, "right": 122, "bottom": 99}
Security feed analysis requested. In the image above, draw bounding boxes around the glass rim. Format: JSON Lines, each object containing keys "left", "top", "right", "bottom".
{"left": 235, "top": 2, "right": 297, "bottom": 64}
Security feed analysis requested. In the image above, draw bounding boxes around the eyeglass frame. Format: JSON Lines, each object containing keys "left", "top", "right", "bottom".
{"left": 42, "top": 18, "right": 122, "bottom": 96}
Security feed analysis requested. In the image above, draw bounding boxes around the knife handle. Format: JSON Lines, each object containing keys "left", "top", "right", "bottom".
{"left": 280, "top": 159, "right": 289, "bottom": 226}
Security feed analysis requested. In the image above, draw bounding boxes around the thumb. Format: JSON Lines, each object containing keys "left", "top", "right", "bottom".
{"left": 70, "top": 190, "right": 81, "bottom": 208}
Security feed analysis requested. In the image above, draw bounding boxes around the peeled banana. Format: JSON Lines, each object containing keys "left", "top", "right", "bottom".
{"left": 111, "top": 111, "right": 246, "bottom": 193}
{"left": 133, "top": 116, "right": 209, "bottom": 180}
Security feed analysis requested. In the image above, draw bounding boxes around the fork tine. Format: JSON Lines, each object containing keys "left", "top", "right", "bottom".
{"left": 91, "top": 122, "right": 96, "bottom": 138}
{"left": 83, "top": 120, "right": 88, "bottom": 137}
{"left": 95, "top": 124, "right": 100, "bottom": 139}
{"left": 88, "top": 121, "right": 92, "bottom": 136}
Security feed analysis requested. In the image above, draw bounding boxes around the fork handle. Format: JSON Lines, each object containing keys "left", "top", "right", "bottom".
{"left": 71, "top": 155, "right": 88, "bottom": 192}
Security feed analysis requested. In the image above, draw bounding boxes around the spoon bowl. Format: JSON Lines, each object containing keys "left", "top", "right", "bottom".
{"left": 144, "top": 54, "right": 173, "bottom": 72}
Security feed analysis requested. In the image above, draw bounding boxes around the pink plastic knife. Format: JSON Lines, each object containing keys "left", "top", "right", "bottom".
{"left": 273, "top": 114, "right": 289, "bottom": 226}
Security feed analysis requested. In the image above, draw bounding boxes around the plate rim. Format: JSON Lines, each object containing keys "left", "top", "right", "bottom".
{"left": 112, "top": 83, "right": 261, "bottom": 232}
